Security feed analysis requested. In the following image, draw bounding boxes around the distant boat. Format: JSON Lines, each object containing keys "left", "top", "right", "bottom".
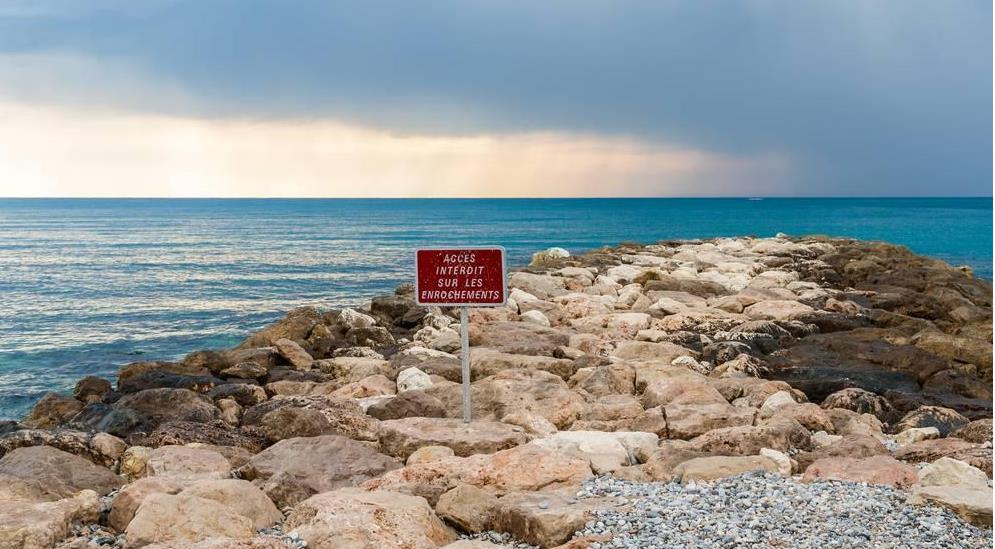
{"left": 748, "top": 197, "right": 763, "bottom": 201}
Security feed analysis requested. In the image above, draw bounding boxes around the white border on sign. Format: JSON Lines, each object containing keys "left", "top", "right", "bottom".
{"left": 414, "top": 245, "right": 508, "bottom": 307}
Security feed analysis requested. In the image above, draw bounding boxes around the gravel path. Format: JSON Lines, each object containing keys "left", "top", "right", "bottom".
{"left": 574, "top": 473, "right": 992, "bottom": 549}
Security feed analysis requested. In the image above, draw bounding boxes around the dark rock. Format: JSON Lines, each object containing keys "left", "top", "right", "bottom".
{"left": 117, "top": 361, "right": 210, "bottom": 390}
{"left": 22, "top": 392, "right": 84, "bottom": 429}
{"left": 118, "top": 369, "right": 221, "bottom": 394}
{"left": 371, "top": 295, "right": 419, "bottom": 327}
{"left": 0, "top": 428, "right": 123, "bottom": 467}
{"left": 820, "top": 388, "right": 895, "bottom": 422}
{"left": 238, "top": 306, "right": 323, "bottom": 349}
{"left": 793, "top": 311, "right": 874, "bottom": 333}
{"left": 265, "top": 368, "right": 332, "bottom": 383}
{"left": 892, "top": 406, "right": 970, "bottom": 436}
{"left": 367, "top": 391, "right": 447, "bottom": 421}
{"left": 73, "top": 376, "right": 112, "bottom": 404}
{"left": 181, "top": 350, "right": 233, "bottom": 374}
{"left": 344, "top": 326, "right": 396, "bottom": 347}
{"left": 70, "top": 403, "right": 149, "bottom": 437}
{"left": 702, "top": 341, "right": 755, "bottom": 364}
{"left": 128, "top": 420, "right": 267, "bottom": 453}
{"left": 242, "top": 395, "right": 380, "bottom": 442}
{"left": 111, "top": 388, "right": 220, "bottom": 435}
{"left": 208, "top": 382, "right": 268, "bottom": 407}
{"left": 951, "top": 418, "right": 994, "bottom": 444}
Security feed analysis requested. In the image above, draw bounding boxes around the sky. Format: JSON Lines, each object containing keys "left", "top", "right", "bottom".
{"left": 0, "top": 1, "right": 990, "bottom": 197}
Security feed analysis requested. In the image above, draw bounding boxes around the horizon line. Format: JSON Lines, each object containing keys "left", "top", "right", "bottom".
{"left": 1, "top": 195, "right": 992, "bottom": 200}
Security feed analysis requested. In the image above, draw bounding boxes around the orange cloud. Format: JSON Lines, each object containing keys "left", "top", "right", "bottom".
{"left": 0, "top": 101, "right": 791, "bottom": 197}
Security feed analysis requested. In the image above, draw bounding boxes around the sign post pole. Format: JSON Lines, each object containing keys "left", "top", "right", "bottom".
{"left": 460, "top": 306, "right": 471, "bottom": 424}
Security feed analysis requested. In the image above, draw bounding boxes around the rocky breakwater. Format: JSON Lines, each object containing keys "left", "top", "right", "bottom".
{"left": 1, "top": 234, "right": 992, "bottom": 548}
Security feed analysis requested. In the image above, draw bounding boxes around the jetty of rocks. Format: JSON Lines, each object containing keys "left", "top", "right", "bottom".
{"left": 1, "top": 235, "right": 992, "bottom": 548}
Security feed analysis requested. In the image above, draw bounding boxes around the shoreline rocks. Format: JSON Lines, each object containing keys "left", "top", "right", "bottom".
{"left": 3, "top": 234, "right": 992, "bottom": 548}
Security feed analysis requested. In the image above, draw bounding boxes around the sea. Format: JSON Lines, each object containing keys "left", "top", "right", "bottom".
{"left": 0, "top": 197, "right": 991, "bottom": 420}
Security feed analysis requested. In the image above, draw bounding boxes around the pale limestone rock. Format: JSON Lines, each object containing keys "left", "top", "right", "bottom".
{"left": 145, "top": 445, "right": 231, "bottom": 481}
{"left": 673, "top": 455, "right": 779, "bottom": 483}
{"left": 125, "top": 493, "right": 254, "bottom": 548}
{"left": 274, "top": 338, "right": 314, "bottom": 370}
{"left": 108, "top": 476, "right": 186, "bottom": 531}
{"left": 759, "top": 448, "right": 793, "bottom": 476}
{"left": 284, "top": 488, "right": 456, "bottom": 549}
{"left": 119, "top": 446, "right": 153, "bottom": 481}
{"left": 917, "top": 457, "right": 990, "bottom": 488}
{"left": 436, "top": 484, "right": 499, "bottom": 533}
{"left": 529, "top": 431, "right": 657, "bottom": 474}
{"left": 894, "top": 426, "right": 941, "bottom": 446}
{"left": 397, "top": 367, "right": 433, "bottom": 392}
{"left": 520, "top": 309, "right": 551, "bottom": 327}
{"left": 0, "top": 490, "right": 100, "bottom": 549}
{"left": 407, "top": 445, "right": 456, "bottom": 466}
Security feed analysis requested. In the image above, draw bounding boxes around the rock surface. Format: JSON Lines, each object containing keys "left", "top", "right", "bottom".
{"left": 10, "top": 236, "right": 995, "bottom": 547}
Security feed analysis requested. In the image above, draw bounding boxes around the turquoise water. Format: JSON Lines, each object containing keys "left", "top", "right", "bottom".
{"left": 0, "top": 197, "right": 991, "bottom": 419}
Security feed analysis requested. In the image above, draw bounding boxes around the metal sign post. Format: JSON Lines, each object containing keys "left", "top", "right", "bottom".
{"left": 460, "top": 306, "right": 471, "bottom": 423}
{"left": 415, "top": 247, "right": 507, "bottom": 425}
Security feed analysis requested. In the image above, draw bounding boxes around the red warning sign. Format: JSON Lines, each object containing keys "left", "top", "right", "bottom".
{"left": 415, "top": 247, "right": 507, "bottom": 306}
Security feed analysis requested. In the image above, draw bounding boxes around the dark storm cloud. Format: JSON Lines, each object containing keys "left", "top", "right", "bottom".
{"left": 0, "top": 1, "right": 990, "bottom": 195}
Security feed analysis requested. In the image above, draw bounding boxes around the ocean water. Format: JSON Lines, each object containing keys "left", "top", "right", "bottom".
{"left": 0, "top": 197, "right": 991, "bottom": 420}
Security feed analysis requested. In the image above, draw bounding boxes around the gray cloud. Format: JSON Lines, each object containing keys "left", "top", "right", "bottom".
{"left": 0, "top": 0, "right": 990, "bottom": 195}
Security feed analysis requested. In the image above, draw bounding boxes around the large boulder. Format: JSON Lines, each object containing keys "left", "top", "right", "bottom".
{"left": 363, "top": 444, "right": 592, "bottom": 506}
{"left": 508, "top": 272, "right": 567, "bottom": 299}
{"left": 469, "top": 349, "right": 576, "bottom": 381}
{"left": 242, "top": 395, "right": 380, "bottom": 442}
{"left": 21, "top": 393, "right": 84, "bottom": 429}
{"left": 181, "top": 479, "right": 282, "bottom": 530}
{"left": 892, "top": 406, "right": 970, "bottom": 436}
{"left": 743, "top": 300, "right": 814, "bottom": 320}
{"left": 951, "top": 418, "right": 994, "bottom": 444}
{"left": 0, "top": 428, "right": 126, "bottom": 468}
{"left": 367, "top": 391, "right": 447, "bottom": 421}
{"left": 672, "top": 455, "right": 781, "bottom": 483}
{"left": 274, "top": 338, "right": 315, "bottom": 370}
{"left": 686, "top": 418, "right": 811, "bottom": 455}
{"left": 529, "top": 431, "right": 658, "bottom": 474}
{"left": 428, "top": 369, "right": 586, "bottom": 429}
{"left": 284, "top": 488, "right": 456, "bottom": 549}
{"left": 128, "top": 420, "right": 267, "bottom": 453}
{"left": 73, "top": 376, "right": 112, "bottom": 404}
{"left": 802, "top": 455, "right": 917, "bottom": 488}
{"left": 435, "top": 484, "right": 499, "bottom": 533}
{"left": 145, "top": 445, "right": 232, "bottom": 481}
{"left": 894, "top": 438, "right": 992, "bottom": 477}
{"left": 125, "top": 493, "right": 255, "bottom": 548}
{"left": 237, "top": 435, "right": 402, "bottom": 508}
{"left": 238, "top": 306, "right": 323, "bottom": 348}
{"left": 0, "top": 490, "right": 100, "bottom": 549}
{"left": 469, "top": 322, "right": 570, "bottom": 357}
{"left": 793, "top": 435, "right": 888, "bottom": 471}
{"left": 108, "top": 476, "right": 186, "bottom": 532}
{"left": 106, "top": 388, "right": 220, "bottom": 436}
{"left": 0, "top": 446, "right": 124, "bottom": 500}
{"left": 379, "top": 418, "right": 529, "bottom": 460}
{"left": 820, "top": 388, "right": 894, "bottom": 420}
{"left": 492, "top": 489, "right": 611, "bottom": 548}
